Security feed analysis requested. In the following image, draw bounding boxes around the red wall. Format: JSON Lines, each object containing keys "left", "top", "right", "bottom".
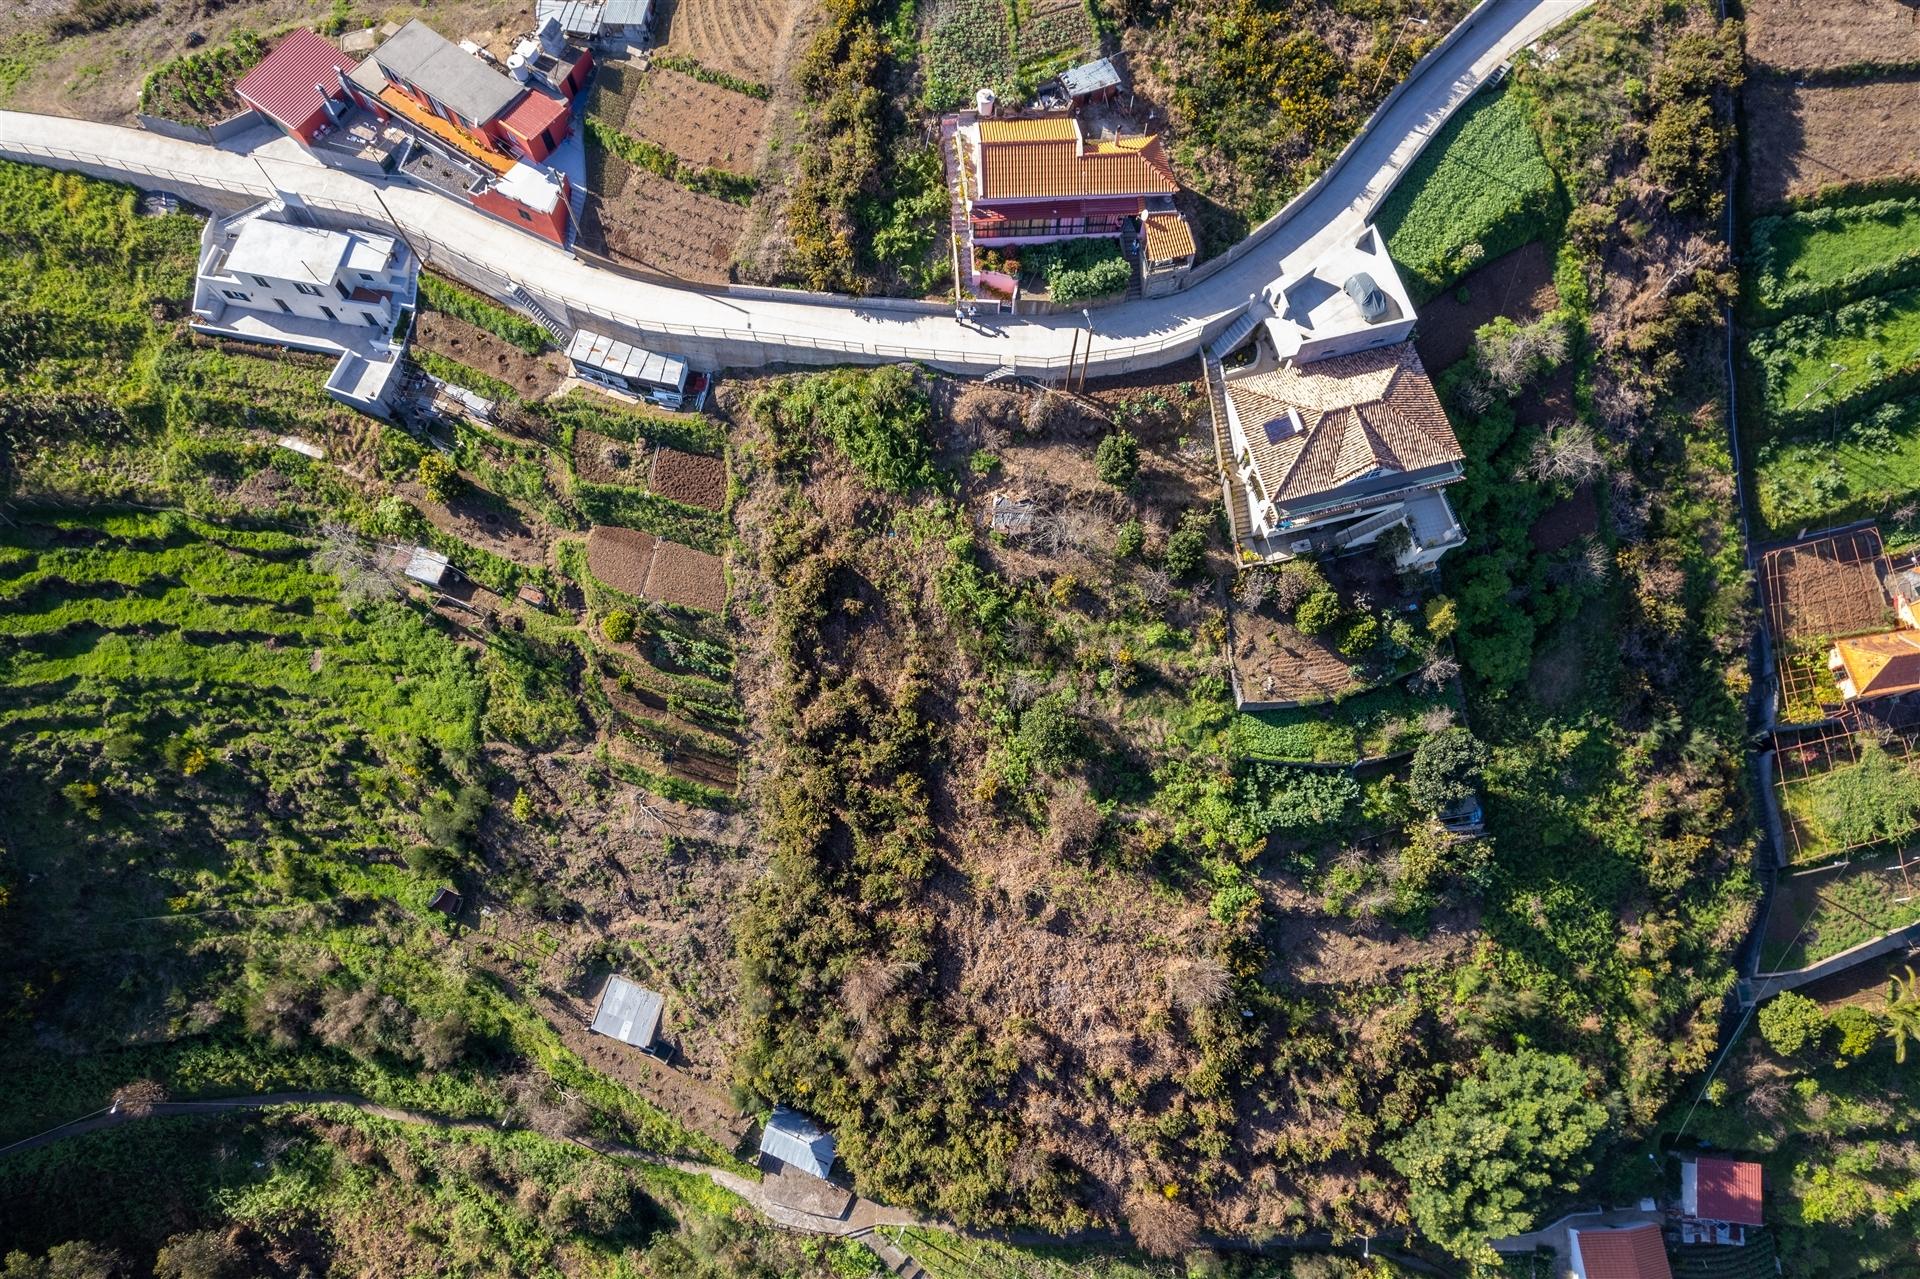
{"left": 472, "top": 182, "right": 569, "bottom": 245}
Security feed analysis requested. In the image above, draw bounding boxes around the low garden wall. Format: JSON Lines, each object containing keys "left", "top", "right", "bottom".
{"left": 136, "top": 109, "right": 261, "bottom": 146}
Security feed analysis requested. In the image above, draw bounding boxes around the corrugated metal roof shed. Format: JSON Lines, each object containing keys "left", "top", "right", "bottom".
{"left": 604, "top": 0, "right": 652, "bottom": 24}
{"left": 537, "top": 0, "right": 604, "bottom": 36}
{"left": 568, "top": 329, "right": 689, "bottom": 391}
{"left": 589, "top": 974, "right": 664, "bottom": 1049}
{"left": 404, "top": 545, "right": 451, "bottom": 586}
{"left": 1059, "top": 56, "right": 1121, "bottom": 99}
{"left": 235, "top": 29, "right": 357, "bottom": 131}
{"left": 760, "top": 1106, "right": 835, "bottom": 1178}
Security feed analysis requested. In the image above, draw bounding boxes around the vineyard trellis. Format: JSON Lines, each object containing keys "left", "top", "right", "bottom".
{"left": 1758, "top": 525, "right": 1894, "bottom": 722}
{"left": 1773, "top": 716, "right": 1920, "bottom": 878}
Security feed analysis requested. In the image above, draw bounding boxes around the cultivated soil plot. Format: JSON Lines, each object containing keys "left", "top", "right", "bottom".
{"left": 582, "top": 165, "right": 745, "bottom": 286}
{"left": 587, "top": 525, "right": 728, "bottom": 612}
{"left": 1746, "top": 75, "right": 1920, "bottom": 208}
{"left": 572, "top": 428, "right": 652, "bottom": 486}
{"left": 625, "top": 67, "right": 766, "bottom": 173}
{"left": 656, "top": 0, "right": 796, "bottom": 82}
{"left": 650, "top": 447, "right": 727, "bottom": 510}
{"left": 1414, "top": 241, "right": 1560, "bottom": 372}
{"left": 414, "top": 312, "right": 564, "bottom": 401}
{"left": 1745, "top": 0, "right": 1920, "bottom": 72}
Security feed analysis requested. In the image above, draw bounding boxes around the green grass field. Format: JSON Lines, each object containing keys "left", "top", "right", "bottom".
{"left": 1748, "top": 197, "right": 1920, "bottom": 319}
{"left": 1376, "top": 83, "right": 1562, "bottom": 302}
{"left": 1230, "top": 680, "right": 1455, "bottom": 764}
{"left": 1760, "top": 853, "right": 1920, "bottom": 971}
{"left": 1748, "top": 285, "right": 1920, "bottom": 430}
{"left": 1751, "top": 399, "right": 1920, "bottom": 545}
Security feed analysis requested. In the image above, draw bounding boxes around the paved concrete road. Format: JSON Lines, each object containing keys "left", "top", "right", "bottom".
{"left": 0, "top": 0, "right": 1587, "bottom": 377}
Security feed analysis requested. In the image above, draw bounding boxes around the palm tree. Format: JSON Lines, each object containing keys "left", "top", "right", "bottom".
{"left": 1885, "top": 965, "right": 1920, "bottom": 1064}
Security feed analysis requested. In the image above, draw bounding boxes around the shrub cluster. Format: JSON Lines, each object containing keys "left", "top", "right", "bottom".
{"left": 1019, "top": 238, "right": 1131, "bottom": 304}
{"left": 418, "top": 275, "right": 548, "bottom": 355}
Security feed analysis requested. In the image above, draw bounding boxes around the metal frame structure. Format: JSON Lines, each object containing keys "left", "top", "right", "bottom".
{"left": 1772, "top": 716, "right": 1920, "bottom": 880}
{"left": 1758, "top": 526, "right": 1893, "bottom": 723}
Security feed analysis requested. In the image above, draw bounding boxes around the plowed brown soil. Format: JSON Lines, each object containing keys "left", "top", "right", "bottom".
{"left": 650, "top": 447, "right": 727, "bottom": 510}
{"left": 1746, "top": 74, "right": 1920, "bottom": 208}
{"left": 645, "top": 540, "right": 727, "bottom": 613}
{"left": 586, "top": 526, "right": 658, "bottom": 595}
{"left": 583, "top": 167, "right": 746, "bottom": 286}
{"left": 656, "top": 0, "right": 794, "bottom": 82}
{"left": 414, "top": 312, "right": 565, "bottom": 401}
{"left": 1745, "top": 0, "right": 1920, "bottom": 71}
{"left": 626, "top": 67, "right": 767, "bottom": 173}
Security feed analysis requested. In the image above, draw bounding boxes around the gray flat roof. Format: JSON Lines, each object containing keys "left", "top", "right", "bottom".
{"left": 568, "top": 329, "right": 688, "bottom": 390}
{"left": 604, "top": 0, "right": 652, "bottom": 23}
{"left": 373, "top": 19, "right": 523, "bottom": 124}
{"left": 226, "top": 218, "right": 352, "bottom": 285}
{"left": 760, "top": 1105, "right": 835, "bottom": 1178}
{"left": 538, "top": 0, "right": 604, "bottom": 34}
{"left": 589, "top": 974, "right": 664, "bottom": 1049}
{"left": 1060, "top": 57, "right": 1121, "bottom": 97}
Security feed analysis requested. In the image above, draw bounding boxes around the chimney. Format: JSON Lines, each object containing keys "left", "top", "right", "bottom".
{"left": 316, "top": 85, "right": 341, "bottom": 122}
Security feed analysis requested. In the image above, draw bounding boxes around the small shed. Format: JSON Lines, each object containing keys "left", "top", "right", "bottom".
{"left": 989, "top": 493, "right": 1035, "bottom": 534}
{"left": 603, "top": 0, "right": 653, "bottom": 40}
{"left": 427, "top": 885, "right": 462, "bottom": 915}
{"left": 567, "top": 329, "right": 692, "bottom": 409}
{"left": 589, "top": 974, "right": 665, "bottom": 1051}
{"left": 760, "top": 1106, "right": 835, "bottom": 1179}
{"left": 1059, "top": 56, "right": 1122, "bottom": 105}
{"left": 404, "top": 545, "right": 451, "bottom": 587}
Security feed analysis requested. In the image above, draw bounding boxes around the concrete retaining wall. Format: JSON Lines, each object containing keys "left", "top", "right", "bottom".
{"left": 1747, "top": 920, "right": 1920, "bottom": 1004}
{"left": 136, "top": 109, "right": 261, "bottom": 146}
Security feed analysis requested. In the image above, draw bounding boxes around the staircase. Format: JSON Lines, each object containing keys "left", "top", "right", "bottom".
{"left": 509, "top": 283, "right": 572, "bottom": 345}
{"left": 1206, "top": 303, "right": 1265, "bottom": 363}
{"left": 982, "top": 366, "right": 1019, "bottom": 384}
{"left": 1332, "top": 505, "right": 1408, "bottom": 549}
{"left": 1202, "top": 353, "right": 1251, "bottom": 546}
{"left": 857, "top": 1230, "right": 928, "bottom": 1279}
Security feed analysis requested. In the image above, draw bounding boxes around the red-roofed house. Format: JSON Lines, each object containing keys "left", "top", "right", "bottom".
{"left": 1679, "top": 1156, "right": 1763, "bottom": 1244}
{"left": 1569, "top": 1225, "right": 1673, "bottom": 1279}
{"left": 235, "top": 30, "right": 362, "bottom": 144}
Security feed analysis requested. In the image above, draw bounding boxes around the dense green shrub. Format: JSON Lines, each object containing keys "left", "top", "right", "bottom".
{"left": 1408, "top": 728, "right": 1490, "bottom": 814}
{"left": 1162, "top": 510, "right": 1211, "bottom": 578}
{"left": 1758, "top": 992, "right": 1826, "bottom": 1058}
{"left": 1020, "top": 239, "right": 1131, "bottom": 303}
{"left": 1095, "top": 430, "right": 1141, "bottom": 488}
{"left": 1390, "top": 1049, "right": 1611, "bottom": 1263}
{"left": 417, "top": 452, "right": 458, "bottom": 503}
{"left": 1293, "top": 588, "right": 1343, "bottom": 636}
{"left": 601, "top": 609, "right": 637, "bottom": 643}
{"left": 1114, "top": 518, "right": 1145, "bottom": 558}
{"left": 1237, "top": 764, "right": 1358, "bottom": 837}
{"left": 749, "top": 366, "right": 940, "bottom": 494}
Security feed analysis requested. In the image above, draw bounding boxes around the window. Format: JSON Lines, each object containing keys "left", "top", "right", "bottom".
{"left": 319, "top": 305, "right": 337, "bottom": 323}
{"left": 517, "top": 209, "right": 531, "bottom": 221}
{"left": 221, "top": 289, "right": 250, "bottom": 301}
{"left": 358, "top": 272, "right": 373, "bottom": 283}
{"left": 274, "top": 299, "right": 292, "bottom": 314}
{"left": 363, "top": 312, "right": 381, "bottom": 327}
{"left": 334, "top": 279, "right": 350, "bottom": 300}
{"left": 293, "top": 282, "right": 322, "bottom": 297}
{"left": 252, "top": 275, "right": 270, "bottom": 288}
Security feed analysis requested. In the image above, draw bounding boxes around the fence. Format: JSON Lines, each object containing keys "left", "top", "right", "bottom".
{"left": 135, "top": 109, "right": 262, "bottom": 146}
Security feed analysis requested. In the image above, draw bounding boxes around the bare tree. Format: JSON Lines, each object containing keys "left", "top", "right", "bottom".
{"left": 1415, "top": 649, "right": 1460, "bottom": 693}
{"left": 1236, "top": 569, "right": 1272, "bottom": 610}
{"left": 1163, "top": 954, "right": 1230, "bottom": 1012}
{"left": 1139, "top": 567, "right": 1172, "bottom": 607}
{"left": 112, "top": 1078, "right": 168, "bottom": 1117}
{"left": 1123, "top": 1192, "right": 1201, "bottom": 1258}
{"left": 1526, "top": 424, "right": 1606, "bottom": 485}
{"left": 313, "top": 522, "right": 397, "bottom": 608}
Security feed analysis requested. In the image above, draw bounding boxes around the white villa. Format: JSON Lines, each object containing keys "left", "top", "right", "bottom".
{"left": 191, "top": 200, "right": 418, "bottom": 416}
{"left": 1207, "top": 225, "right": 1464, "bottom": 569}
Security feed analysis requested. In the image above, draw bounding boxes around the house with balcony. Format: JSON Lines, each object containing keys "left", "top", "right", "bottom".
{"left": 343, "top": 17, "right": 588, "bottom": 243}
{"left": 1676, "top": 1156, "right": 1763, "bottom": 1246}
{"left": 190, "top": 201, "right": 417, "bottom": 416}
{"left": 1206, "top": 225, "right": 1463, "bottom": 569}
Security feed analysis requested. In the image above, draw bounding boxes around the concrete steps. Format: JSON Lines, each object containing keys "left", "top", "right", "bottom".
{"left": 1206, "top": 305, "right": 1263, "bottom": 363}
{"left": 509, "top": 282, "right": 571, "bottom": 345}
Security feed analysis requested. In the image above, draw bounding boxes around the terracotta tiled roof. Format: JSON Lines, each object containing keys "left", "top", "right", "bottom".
{"left": 1222, "top": 342, "right": 1461, "bottom": 509}
{"left": 978, "top": 117, "right": 1079, "bottom": 143}
{"left": 497, "top": 85, "right": 569, "bottom": 144}
{"left": 1571, "top": 1226, "right": 1672, "bottom": 1279}
{"left": 1690, "top": 1158, "right": 1764, "bottom": 1227}
{"left": 1835, "top": 629, "right": 1920, "bottom": 699}
{"left": 1143, "top": 211, "right": 1195, "bottom": 263}
{"left": 235, "top": 29, "right": 356, "bottom": 132}
{"left": 974, "top": 118, "right": 1178, "bottom": 201}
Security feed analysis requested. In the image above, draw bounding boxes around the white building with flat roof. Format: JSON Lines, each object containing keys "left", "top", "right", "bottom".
{"left": 191, "top": 201, "right": 418, "bottom": 416}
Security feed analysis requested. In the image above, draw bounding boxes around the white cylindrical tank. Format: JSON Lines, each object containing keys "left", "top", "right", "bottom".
{"left": 975, "top": 88, "right": 997, "bottom": 117}
{"left": 507, "top": 54, "right": 530, "bottom": 81}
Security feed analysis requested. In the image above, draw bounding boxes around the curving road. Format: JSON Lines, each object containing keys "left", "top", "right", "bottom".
{"left": 0, "top": 0, "right": 1588, "bottom": 378}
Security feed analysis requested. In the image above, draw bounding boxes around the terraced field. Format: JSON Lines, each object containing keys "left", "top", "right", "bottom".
{"left": 657, "top": 0, "right": 796, "bottom": 84}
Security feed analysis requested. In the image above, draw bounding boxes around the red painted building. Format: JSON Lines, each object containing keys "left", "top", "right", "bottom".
{"left": 960, "top": 115, "right": 1178, "bottom": 244}
{"left": 234, "top": 29, "right": 365, "bottom": 144}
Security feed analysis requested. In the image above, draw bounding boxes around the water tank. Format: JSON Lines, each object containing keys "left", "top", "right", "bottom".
{"left": 976, "top": 88, "right": 997, "bottom": 117}
{"left": 507, "top": 53, "right": 530, "bottom": 82}
{"left": 538, "top": 15, "right": 566, "bottom": 55}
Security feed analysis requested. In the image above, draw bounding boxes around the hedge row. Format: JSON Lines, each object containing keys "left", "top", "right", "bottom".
{"left": 1749, "top": 196, "right": 1920, "bottom": 318}
{"left": 418, "top": 273, "right": 549, "bottom": 354}
{"left": 583, "top": 116, "right": 757, "bottom": 207}
{"left": 651, "top": 53, "right": 772, "bottom": 100}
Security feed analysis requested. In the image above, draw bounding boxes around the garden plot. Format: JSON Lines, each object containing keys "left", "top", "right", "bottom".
{"left": 578, "top": 162, "right": 746, "bottom": 286}
{"left": 622, "top": 66, "right": 766, "bottom": 174}
{"left": 1231, "top": 679, "right": 1459, "bottom": 765}
{"left": 650, "top": 446, "right": 727, "bottom": 510}
{"left": 1757, "top": 527, "right": 1894, "bottom": 724}
{"left": 1775, "top": 727, "right": 1920, "bottom": 865}
{"left": 920, "top": 0, "right": 1096, "bottom": 112}
{"left": 1745, "top": 75, "right": 1920, "bottom": 208}
{"left": 586, "top": 525, "right": 727, "bottom": 613}
{"left": 1743, "top": 0, "right": 1920, "bottom": 73}
{"left": 414, "top": 312, "right": 564, "bottom": 402}
{"left": 657, "top": 0, "right": 796, "bottom": 83}
{"left": 1760, "top": 853, "right": 1920, "bottom": 972}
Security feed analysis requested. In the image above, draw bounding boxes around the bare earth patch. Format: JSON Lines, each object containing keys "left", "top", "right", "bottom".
{"left": 1746, "top": 75, "right": 1920, "bottom": 207}
{"left": 655, "top": 0, "right": 797, "bottom": 83}
{"left": 587, "top": 525, "right": 659, "bottom": 595}
{"left": 414, "top": 311, "right": 565, "bottom": 401}
{"left": 586, "top": 525, "right": 727, "bottom": 612}
{"left": 1414, "top": 240, "right": 1559, "bottom": 373}
{"left": 1744, "top": 0, "right": 1920, "bottom": 71}
{"left": 650, "top": 447, "right": 728, "bottom": 510}
{"left": 626, "top": 66, "right": 767, "bottom": 173}
{"left": 580, "top": 166, "right": 746, "bottom": 285}
{"left": 572, "top": 428, "right": 648, "bottom": 486}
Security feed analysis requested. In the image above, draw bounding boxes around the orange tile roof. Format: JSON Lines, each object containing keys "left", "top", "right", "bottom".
{"left": 978, "top": 116, "right": 1080, "bottom": 143}
{"left": 378, "top": 84, "right": 515, "bottom": 175}
{"left": 974, "top": 119, "right": 1178, "bottom": 201}
{"left": 1571, "top": 1225, "right": 1671, "bottom": 1279}
{"left": 497, "top": 86, "right": 569, "bottom": 144}
{"left": 1223, "top": 342, "right": 1461, "bottom": 509}
{"left": 1835, "top": 629, "right": 1920, "bottom": 699}
{"left": 1143, "top": 211, "right": 1195, "bottom": 263}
